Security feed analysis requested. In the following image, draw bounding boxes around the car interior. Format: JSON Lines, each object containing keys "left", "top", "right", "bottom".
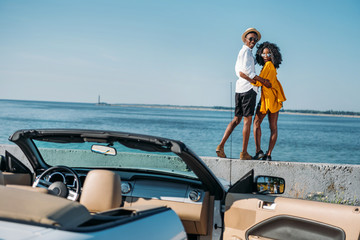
{"left": 0, "top": 167, "right": 192, "bottom": 233}
{"left": 0, "top": 153, "right": 213, "bottom": 237}
{"left": 2, "top": 155, "right": 360, "bottom": 240}
{"left": 1, "top": 128, "right": 359, "bottom": 240}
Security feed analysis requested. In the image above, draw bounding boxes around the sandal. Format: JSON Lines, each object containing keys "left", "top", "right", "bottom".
{"left": 240, "top": 152, "right": 252, "bottom": 160}
{"left": 216, "top": 145, "right": 227, "bottom": 158}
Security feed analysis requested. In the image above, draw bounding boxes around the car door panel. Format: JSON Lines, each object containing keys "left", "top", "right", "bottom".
{"left": 2, "top": 172, "right": 31, "bottom": 185}
{"left": 224, "top": 193, "right": 360, "bottom": 240}
{"left": 2, "top": 151, "right": 33, "bottom": 185}
{"left": 124, "top": 191, "right": 211, "bottom": 235}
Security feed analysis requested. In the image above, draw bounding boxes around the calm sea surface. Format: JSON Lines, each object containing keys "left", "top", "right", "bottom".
{"left": 1, "top": 99, "right": 359, "bottom": 165}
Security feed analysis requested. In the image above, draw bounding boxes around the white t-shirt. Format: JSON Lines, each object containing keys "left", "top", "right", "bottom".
{"left": 234, "top": 45, "right": 258, "bottom": 94}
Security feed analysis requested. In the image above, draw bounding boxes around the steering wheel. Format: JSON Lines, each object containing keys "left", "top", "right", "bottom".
{"left": 32, "top": 165, "right": 81, "bottom": 201}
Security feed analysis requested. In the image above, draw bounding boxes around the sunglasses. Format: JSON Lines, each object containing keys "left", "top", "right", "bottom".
{"left": 261, "top": 53, "right": 271, "bottom": 57}
{"left": 246, "top": 37, "right": 258, "bottom": 42}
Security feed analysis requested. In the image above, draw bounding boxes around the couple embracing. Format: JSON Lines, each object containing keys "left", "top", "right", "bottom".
{"left": 216, "top": 28, "right": 286, "bottom": 161}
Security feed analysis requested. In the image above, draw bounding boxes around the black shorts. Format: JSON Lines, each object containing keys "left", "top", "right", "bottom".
{"left": 235, "top": 89, "right": 257, "bottom": 117}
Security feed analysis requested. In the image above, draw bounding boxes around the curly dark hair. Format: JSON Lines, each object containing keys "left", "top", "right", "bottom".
{"left": 255, "top": 41, "right": 282, "bottom": 69}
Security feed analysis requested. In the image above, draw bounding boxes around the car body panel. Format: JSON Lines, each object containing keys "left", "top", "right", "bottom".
{"left": 0, "top": 208, "right": 187, "bottom": 240}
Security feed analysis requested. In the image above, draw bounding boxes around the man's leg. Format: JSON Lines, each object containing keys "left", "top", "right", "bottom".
{"left": 216, "top": 116, "right": 242, "bottom": 157}
{"left": 217, "top": 93, "right": 243, "bottom": 158}
{"left": 239, "top": 89, "right": 257, "bottom": 160}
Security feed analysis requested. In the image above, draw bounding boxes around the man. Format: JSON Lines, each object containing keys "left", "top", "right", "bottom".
{"left": 216, "top": 28, "right": 271, "bottom": 160}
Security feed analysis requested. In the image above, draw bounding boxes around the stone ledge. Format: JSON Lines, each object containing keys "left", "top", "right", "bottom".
{"left": 201, "top": 156, "right": 360, "bottom": 205}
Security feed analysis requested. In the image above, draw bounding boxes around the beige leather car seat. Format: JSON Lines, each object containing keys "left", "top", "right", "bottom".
{"left": 80, "top": 170, "right": 122, "bottom": 213}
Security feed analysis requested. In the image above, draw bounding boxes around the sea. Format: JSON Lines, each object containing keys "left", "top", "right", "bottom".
{"left": 0, "top": 99, "right": 359, "bottom": 165}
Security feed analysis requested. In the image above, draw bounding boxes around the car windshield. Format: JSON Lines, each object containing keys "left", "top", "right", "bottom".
{"left": 33, "top": 139, "right": 198, "bottom": 179}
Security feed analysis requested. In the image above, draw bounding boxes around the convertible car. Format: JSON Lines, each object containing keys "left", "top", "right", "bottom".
{"left": 0, "top": 129, "right": 359, "bottom": 239}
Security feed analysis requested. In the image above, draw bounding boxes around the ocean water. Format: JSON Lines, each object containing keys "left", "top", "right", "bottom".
{"left": 0, "top": 99, "right": 359, "bottom": 165}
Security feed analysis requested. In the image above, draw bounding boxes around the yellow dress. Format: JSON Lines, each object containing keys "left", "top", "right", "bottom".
{"left": 254, "top": 61, "right": 286, "bottom": 114}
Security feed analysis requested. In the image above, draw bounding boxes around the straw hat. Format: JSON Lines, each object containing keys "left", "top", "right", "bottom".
{"left": 242, "top": 28, "right": 261, "bottom": 43}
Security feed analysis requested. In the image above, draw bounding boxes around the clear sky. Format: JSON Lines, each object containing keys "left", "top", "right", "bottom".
{"left": 1, "top": 0, "right": 359, "bottom": 111}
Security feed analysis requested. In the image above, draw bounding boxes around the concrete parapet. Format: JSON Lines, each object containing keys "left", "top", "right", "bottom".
{"left": 201, "top": 157, "right": 360, "bottom": 205}
{"left": 1, "top": 144, "right": 359, "bottom": 205}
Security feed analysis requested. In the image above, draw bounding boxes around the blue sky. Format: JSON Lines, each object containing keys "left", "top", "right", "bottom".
{"left": 1, "top": 0, "right": 359, "bottom": 111}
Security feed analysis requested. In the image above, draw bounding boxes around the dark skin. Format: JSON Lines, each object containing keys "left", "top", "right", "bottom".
{"left": 240, "top": 72, "right": 271, "bottom": 88}
{"left": 240, "top": 32, "right": 271, "bottom": 88}
{"left": 253, "top": 47, "right": 279, "bottom": 157}
{"left": 217, "top": 32, "right": 270, "bottom": 157}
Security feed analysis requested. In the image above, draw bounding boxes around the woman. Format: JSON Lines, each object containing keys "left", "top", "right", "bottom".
{"left": 253, "top": 42, "right": 286, "bottom": 161}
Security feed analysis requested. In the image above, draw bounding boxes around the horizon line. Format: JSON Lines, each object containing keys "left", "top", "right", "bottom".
{"left": 1, "top": 98, "right": 359, "bottom": 115}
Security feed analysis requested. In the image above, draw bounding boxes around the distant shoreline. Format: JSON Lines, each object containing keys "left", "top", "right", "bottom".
{"left": 110, "top": 104, "right": 360, "bottom": 118}
{"left": 1, "top": 99, "right": 359, "bottom": 118}
{"left": 280, "top": 111, "right": 360, "bottom": 118}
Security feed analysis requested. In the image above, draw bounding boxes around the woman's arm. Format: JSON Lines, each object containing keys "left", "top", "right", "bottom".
{"left": 240, "top": 72, "right": 272, "bottom": 88}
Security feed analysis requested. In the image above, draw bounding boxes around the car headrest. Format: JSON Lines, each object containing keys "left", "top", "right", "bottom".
{"left": 80, "top": 170, "right": 122, "bottom": 213}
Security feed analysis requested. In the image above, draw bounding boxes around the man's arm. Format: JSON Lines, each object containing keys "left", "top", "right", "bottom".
{"left": 240, "top": 72, "right": 272, "bottom": 88}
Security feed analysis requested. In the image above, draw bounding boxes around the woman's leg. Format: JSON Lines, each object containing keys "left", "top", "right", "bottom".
{"left": 266, "top": 111, "right": 279, "bottom": 156}
{"left": 253, "top": 107, "right": 267, "bottom": 154}
{"left": 242, "top": 115, "right": 252, "bottom": 154}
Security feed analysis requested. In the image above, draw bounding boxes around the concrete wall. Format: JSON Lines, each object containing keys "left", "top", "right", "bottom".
{"left": 1, "top": 144, "right": 359, "bottom": 205}
{"left": 202, "top": 157, "right": 360, "bottom": 205}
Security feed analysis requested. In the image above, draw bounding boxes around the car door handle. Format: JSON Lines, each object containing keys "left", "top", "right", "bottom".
{"left": 258, "top": 201, "right": 276, "bottom": 210}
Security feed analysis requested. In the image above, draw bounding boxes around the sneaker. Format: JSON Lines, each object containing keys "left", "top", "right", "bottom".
{"left": 216, "top": 145, "right": 227, "bottom": 158}
{"left": 262, "top": 152, "right": 272, "bottom": 161}
{"left": 240, "top": 152, "right": 252, "bottom": 160}
{"left": 253, "top": 150, "right": 265, "bottom": 160}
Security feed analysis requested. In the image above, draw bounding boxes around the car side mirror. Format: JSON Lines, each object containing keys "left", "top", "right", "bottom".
{"left": 255, "top": 175, "right": 285, "bottom": 194}
{"left": 91, "top": 145, "right": 117, "bottom": 156}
